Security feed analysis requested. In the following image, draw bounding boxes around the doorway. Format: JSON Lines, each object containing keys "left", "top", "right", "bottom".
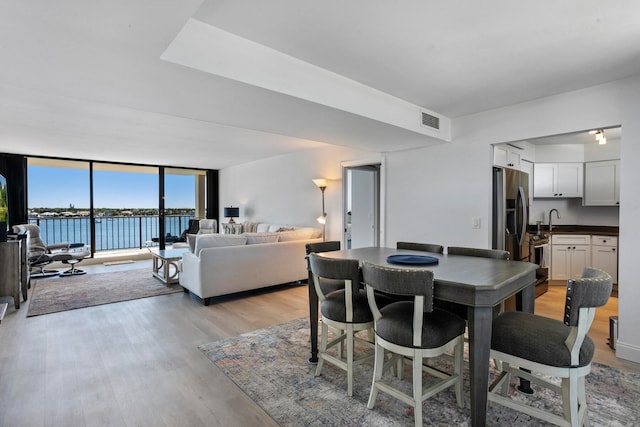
{"left": 342, "top": 163, "right": 381, "bottom": 249}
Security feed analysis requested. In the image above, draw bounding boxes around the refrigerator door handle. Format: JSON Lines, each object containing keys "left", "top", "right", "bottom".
{"left": 517, "top": 185, "right": 527, "bottom": 246}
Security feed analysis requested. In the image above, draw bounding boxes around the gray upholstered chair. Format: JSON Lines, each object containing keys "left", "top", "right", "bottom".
{"left": 447, "top": 246, "right": 510, "bottom": 259}
{"left": 197, "top": 219, "right": 217, "bottom": 234}
{"left": 361, "top": 261, "right": 466, "bottom": 427}
{"left": 12, "top": 224, "right": 70, "bottom": 277}
{"left": 308, "top": 253, "right": 375, "bottom": 396}
{"left": 306, "top": 241, "right": 343, "bottom": 295}
{"left": 488, "top": 267, "right": 613, "bottom": 427}
{"left": 396, "top": 241, "right": 444, "bottom": 254}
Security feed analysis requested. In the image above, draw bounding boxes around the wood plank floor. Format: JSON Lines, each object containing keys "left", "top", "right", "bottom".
{"left": 0, "top": 263, "right": 637, "bottom": 426}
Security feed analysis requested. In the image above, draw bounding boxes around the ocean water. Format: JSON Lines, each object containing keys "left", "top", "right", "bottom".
{"left": 32, "top": 215, "right": 193, "bottom": 251}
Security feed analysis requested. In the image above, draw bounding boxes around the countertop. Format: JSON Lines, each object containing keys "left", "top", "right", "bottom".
{"left": 529, "top": 225, "right": 619, "bottom": 236}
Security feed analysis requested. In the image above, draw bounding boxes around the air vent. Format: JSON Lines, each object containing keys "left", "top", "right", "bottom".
{"left": 421, "top": 111, "right": 440, "bottom": 130}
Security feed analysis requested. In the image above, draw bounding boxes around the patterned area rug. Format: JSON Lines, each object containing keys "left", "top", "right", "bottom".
{"left": 200, "top": 317, "right": 640, "bottom": 426}
{"left": 27, "top": 268, "right": 183, "bottom": 317}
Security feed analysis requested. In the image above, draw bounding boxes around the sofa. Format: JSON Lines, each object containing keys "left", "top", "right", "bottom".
{"left": 179, "top": 224, "right": 322, "bottom": 305}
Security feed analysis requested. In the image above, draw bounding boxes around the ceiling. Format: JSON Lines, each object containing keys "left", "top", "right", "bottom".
{"left": 1, "top": 1, "right": 639, "bottom": 169}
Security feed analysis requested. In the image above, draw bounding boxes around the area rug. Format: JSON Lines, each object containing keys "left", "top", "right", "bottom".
{"left": 27, "top": 268, "right": 183, "bottom": 317}
{"left": 200, "top": 317, "right": 640, "bottom": 426}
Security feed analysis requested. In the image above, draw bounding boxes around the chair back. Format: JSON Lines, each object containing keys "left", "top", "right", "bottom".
{"left": 447, "top": 246, "right": 509, "bottom": 260}
{"left": 12, "top": 224, "right": 46, "bottom": 251}
{"left": 564, "top": 267, "right": 612, "bottom": 327}
{"left": 308, "top": 253, "right": 360, "bottom": 301}
{"left": 396, "top": 241, "right": 444, "bottom": 254}
{"left": 306, "top": 240, "right": 340, "bottom": 255}
{"left": 361, "top": 261, "right": 434, "bottom": 312}
{"left": 197, "top": 219, "right": 217, "bottom": 234}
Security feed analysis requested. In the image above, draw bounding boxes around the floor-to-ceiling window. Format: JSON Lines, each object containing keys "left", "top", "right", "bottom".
{"left": 27, "top": 158, "right": 91, "bottom": 247}
{"left": 26, "top": 157, "right": 207, "bottom": 253}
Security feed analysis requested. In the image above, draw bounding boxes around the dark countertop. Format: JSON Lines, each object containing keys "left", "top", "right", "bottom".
{"left": 529, "top": 225, "right": 619, "bottom": 236}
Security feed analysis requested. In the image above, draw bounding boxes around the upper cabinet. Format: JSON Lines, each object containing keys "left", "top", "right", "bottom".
{"left": 493, "top": 142, "right": 533, "bottom": 171}
{"left": 533, "top": 163, "right": 583, "bottom": 198}
{"left": 584, "top": 160, "right": 620, "bottom": 206}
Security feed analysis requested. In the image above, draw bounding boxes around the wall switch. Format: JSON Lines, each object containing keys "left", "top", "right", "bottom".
{"left": 472, "top": 217, "right": 481, "bottom": 229}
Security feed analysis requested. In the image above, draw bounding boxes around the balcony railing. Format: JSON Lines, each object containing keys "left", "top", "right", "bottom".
{"left": 30, "top": 215, "right": 194, "bottom": 252}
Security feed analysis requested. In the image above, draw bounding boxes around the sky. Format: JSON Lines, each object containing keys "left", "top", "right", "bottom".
{"left": 28, "top": 166, "right": 196, "bottom": 209}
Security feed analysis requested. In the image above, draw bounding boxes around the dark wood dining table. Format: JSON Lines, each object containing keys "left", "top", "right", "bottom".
{"left": 307, "top": 246, "right": 538, "bottom": 427}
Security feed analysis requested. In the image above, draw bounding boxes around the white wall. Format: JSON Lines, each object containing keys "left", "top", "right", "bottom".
{"left": 220, "top": 74, "right": 640, "bottom": 363}
{"left": 219, "top": 145, "right": 369, "bottom": 241}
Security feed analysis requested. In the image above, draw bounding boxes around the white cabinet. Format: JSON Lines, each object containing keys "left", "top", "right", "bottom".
{"left": 534, "top": 163, "right": 584, "bottom": 198}
{"left": 493, "top": 145, "right": 521, "bottom": 169}
{"left": 591, "top": 235, "right": 618, "bottom": 283}
{"left": 551, "top": 234, "right": 591, "bottom": 280}
{"left": 584, "top": 160, "right": 620, "bottom": 206}
{"left": 520, "top": 160, "right": 534, "bottom": 203}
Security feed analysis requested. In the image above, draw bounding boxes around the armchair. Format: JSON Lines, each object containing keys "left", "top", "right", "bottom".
{"left": 12, "top": 224, "right": 70, "bottom": 277}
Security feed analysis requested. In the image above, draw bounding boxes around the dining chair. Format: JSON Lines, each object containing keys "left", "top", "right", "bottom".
{"left": 396, "top": 241, "right": 444, "bottom": 254}
{"left": 361, "top": 261, "right": 466, "bottom": 427}
{"left": 308, "top": 252, "right": 375, "bottom": 396}
{"left": 488, "top": 267, "right": 612, "bottom": 427}
{"left": 438, "top": 246, "right": 510, "bottom": 319}
{"left": 306, "top": 241, "right": 343, "bottom": 295}
{"left": 447, "top": 246, "right": 510, "bottom": 259}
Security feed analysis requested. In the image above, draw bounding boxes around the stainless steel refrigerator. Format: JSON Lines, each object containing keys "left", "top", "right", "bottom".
{"left": 492, "top": 167, "right": 530, "bottom": 262}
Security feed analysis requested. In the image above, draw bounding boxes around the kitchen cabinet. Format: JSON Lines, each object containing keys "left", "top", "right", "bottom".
{"left": 584, "top": 160, "right": 620, "bottom": 206}
{"left": 551, "top": 234, "right": 591, "bottom": 280}
{"left": 493, "top": 145, "right": 521, "bottom": 169}
{"left": 591, "top": 235, "right": 618, "bottom": 283}
{"left": 534, "top": 163, "right": 583, "bottom": 198}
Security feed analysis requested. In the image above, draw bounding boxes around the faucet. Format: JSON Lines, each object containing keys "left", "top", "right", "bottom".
{"left": 549, "top": 209, "right": 560, "bottom": 232}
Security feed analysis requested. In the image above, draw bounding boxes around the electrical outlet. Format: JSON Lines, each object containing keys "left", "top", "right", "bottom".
{"left": 472, "top": 217, "right": 481, "bottom": 229}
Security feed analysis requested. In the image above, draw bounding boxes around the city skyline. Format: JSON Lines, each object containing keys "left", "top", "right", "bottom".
{"left": 28, "top": 166, "right": 196, "bottom": 209}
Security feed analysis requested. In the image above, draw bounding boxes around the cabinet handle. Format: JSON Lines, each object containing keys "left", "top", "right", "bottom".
{"left": 612, "top": 248, "right": 616, "bottom": 252}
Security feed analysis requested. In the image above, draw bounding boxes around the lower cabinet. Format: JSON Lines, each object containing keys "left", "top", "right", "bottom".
{"left": 591, "top": 235, "right": 618, "bottom": 283}
{"left": 551, "top": 234, "right": 618, "bottom": 283}
{"left": 551, "top": 235, "right": 591, "bottom": 281}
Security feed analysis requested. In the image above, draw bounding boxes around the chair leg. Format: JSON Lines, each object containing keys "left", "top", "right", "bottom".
{"left": 454, "top": 336, "right": 464, "bottom": 408}
{"left": 315, "top": 322, "right": 328, "bottom": 377}
{"left": 579, "top": 376, "right": 590, "bottom": 427}
{"left": 346, "top": 324, "right": 354, "bottom": 396}
{"left": 367, "top": 342, "right": 384, "bottom": 409}
{"left": 562, "top": 373, "right": 580, "bottom": 427}
{"left": 412, "top": 351, "right": 422, "bottom": 427}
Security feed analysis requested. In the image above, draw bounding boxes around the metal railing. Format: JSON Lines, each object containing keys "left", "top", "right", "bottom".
{"left": 30, "top": 215, "right": 194, "bottom": 252}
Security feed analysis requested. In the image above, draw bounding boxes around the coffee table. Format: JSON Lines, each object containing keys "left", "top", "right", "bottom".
{"left": 150, "top": 248, "right": 189, "bottom": 284}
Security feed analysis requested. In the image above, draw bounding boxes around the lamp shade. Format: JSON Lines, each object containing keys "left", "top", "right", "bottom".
{"left": 312, "top": 178, "right": 328, "bottom": 189}
{"left": 224, "top": 206, "right": 239, "bottom": 218}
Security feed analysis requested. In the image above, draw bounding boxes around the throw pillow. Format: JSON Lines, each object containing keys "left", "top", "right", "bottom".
{"left": 276, "top": 227, "right": 294, "bottom": 232}
{"left": 277, "top": 228, "right": 314, "bottom": 241}
{"left": 244, "top": 232, "right": 280, "bottom": 244}
{"left": 194, "top": 234, "right": 247, "bottom": 255}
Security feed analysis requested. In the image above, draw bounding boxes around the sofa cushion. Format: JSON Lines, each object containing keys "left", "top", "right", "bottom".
{"left": 256, "top": 223, "right": 271, "bottom": 233}
{"left": 245, "top": 232, "right": 280, "bottom": 245}
{"left": 187, "top": 233, "right": 198, "bottom": 252}
{"left": 277, "top": 228, "right": 315, "bottom": 241}
{"left": 194, "top": 234, "right": 247, "bottom": 255}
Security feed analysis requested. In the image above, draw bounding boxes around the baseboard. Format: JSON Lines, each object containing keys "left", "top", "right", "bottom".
{"left": 615, "top": 340, "right": 640, "bottom": 364}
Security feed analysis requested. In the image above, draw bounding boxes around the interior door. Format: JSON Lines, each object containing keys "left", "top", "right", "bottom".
{"left": 344, "top": 165, "right": 380, "bottom": 249}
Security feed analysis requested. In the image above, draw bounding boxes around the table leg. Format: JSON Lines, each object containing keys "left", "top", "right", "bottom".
{"left": 467, "top": 305, "right": 493, "bottom": 427}
{"left": 308, "top": 268, "right": 319, "bottom": 363}
{"left": 516, "top": 283, "right": 536, "bottom": 394}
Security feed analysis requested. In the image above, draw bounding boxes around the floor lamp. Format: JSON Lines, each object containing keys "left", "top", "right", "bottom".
{"left": 313, "top": 179, "right": 328, "bottom": 241}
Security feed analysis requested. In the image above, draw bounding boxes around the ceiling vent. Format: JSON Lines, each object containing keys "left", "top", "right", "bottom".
{"left": 421, "top": 111, "right": 440, "bottom": 130}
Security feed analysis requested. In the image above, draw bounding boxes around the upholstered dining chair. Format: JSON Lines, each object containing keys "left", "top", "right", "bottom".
{"left": 12, "top": 224, "right": 70, "bottom": 277}
{"left": 488, "top": 267, "right": 612, "bottom": 427}
{"left": 308, "top": 253, "right": 375, "bottom": 396}
{"left": 361, "top": 261, "right": 466, "bottom": 427}
{"left": 306, "top": 241, "right": 344, "bottom": 295}
{"left": 447, "top": 246, "right": 510, "bottom": 259}
{"left": 436, "top": 246, "right": 510, "bottom": 319}
{"left": 396, "top": 241, "right": 444, "bottom": 254}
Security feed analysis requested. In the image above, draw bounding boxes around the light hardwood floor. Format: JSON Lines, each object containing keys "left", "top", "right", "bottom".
{"left": 0, "top": 263, "right": 637, "bottom": 426}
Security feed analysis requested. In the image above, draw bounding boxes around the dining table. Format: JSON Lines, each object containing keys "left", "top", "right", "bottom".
{"left": 307, "top": 246, "right": 538, "bottom": 427}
